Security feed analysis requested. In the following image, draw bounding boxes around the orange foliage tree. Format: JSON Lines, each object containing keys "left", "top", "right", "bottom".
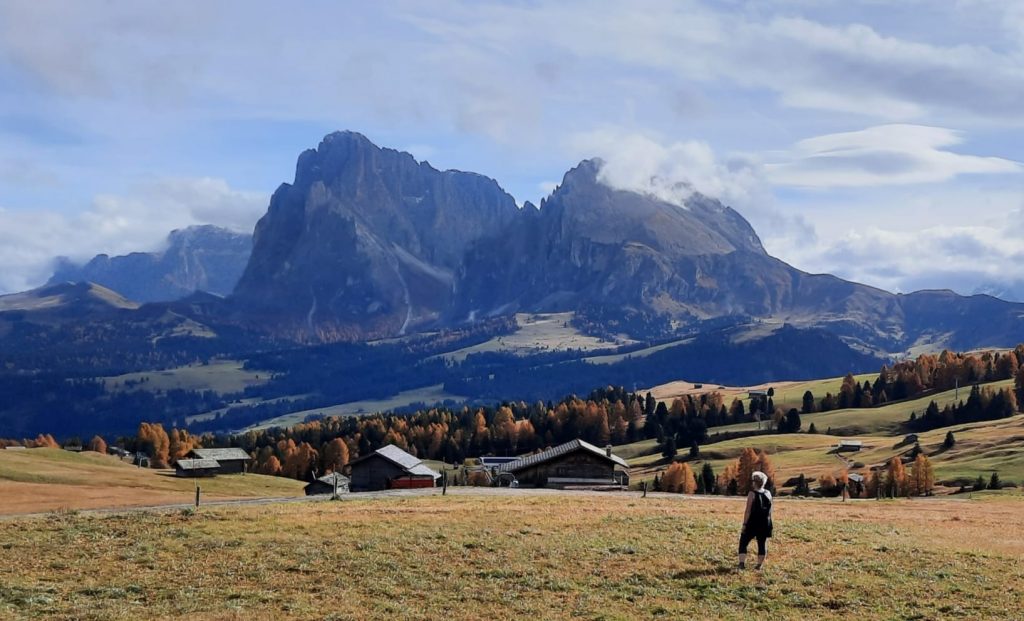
{"left": 136, "top": 423, "right": 170, "bottom": 468}
{"left": 87, "top": 436, "right": 107, "bottom": 454}
{"left": 885, "top": 457, "right": 908, "bottom": 497}
{"left": 321, "top": 438, "right": 350, "bottom": 473}
{"left": 909, "top": 453, "right": 934, "bottom": 496}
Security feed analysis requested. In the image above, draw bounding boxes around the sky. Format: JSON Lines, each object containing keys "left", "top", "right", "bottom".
{"left": 0, "top": 0, "right": 1022, "bottom": 299}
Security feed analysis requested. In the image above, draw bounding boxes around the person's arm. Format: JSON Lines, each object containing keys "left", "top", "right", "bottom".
{"left": 742, "top": 491, "right": 754, "bottom": 530}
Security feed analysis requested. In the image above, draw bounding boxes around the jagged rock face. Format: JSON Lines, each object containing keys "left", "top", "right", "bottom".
{"left": 232, "top": 131, "right": 519, "bottom": 341}
{"left": 48, "top": 226, "right": 251, "bottom": 303}
{"left": 453, "top": 159, "right": 790, "bottom": 320}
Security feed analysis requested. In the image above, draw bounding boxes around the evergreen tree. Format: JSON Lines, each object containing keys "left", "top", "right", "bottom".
{"left": 661, "top": 435, "right": 677, "bottom": 459}
{"left": 973, "top": 475, "right": 987, "bottom": 491}
{"left": 807, "top": 422, "right": 818, "bottom": 434}
{"left": 700, "top": 462, "right": 716, "bottom": 494}
{"left": 801, "top": 390, "right": 816, "bottom": 414}
{"left": 943, "top": 431, "right": 955, "bottom": 450}
{"left": 652, "top": 474, "right": 661, "bottom": 492}
{"left": 988, "top": 472, "right": 1001, "bottom": 490}
{"left": 794, "top": 473, "right": 810, "bottom": 496}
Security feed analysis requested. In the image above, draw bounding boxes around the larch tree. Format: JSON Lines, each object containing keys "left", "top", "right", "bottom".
{"left": 910, "top": 454, "right": 934, "bottom": 496}
{"left": 679, "top": 462, "right": 697, "bottom": 494}
{"left": 886, "top": 457, "right": 908, "bottom": 497}
{"left": 322, "top": 438, "right": 350, "bottom": 473}
{"left": 137, "top": 423, "right": 170, "bottom": 468}
{"left": 661, "top": 463, "right": 684, "bottom": 493}
{"left": 87, "top": 435, "right": 107, "bottom": 454}
{"left": 737, "top": 447, "right": 759, "bottom": 494}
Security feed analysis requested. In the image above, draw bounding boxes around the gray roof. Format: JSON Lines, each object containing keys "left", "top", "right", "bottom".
{"left": 498, "top": 439, "right": 629, "bottom": 473}
{"left": 373, "top": 444, "right": 422, "bottom": 470}
{"left": 190, "top": 448, "right": 251, "bottom": 461}
{"left": 312, "top": 471, "right": 351, "bottom": 485}
{"left": 848, "top": 473, "right": 865, "bottom": 483}
{"left": 175, "top": 458, "right": 220, "bottom": 470}
{"left": 407, "top": 463, "right": 442, "bottom": 479}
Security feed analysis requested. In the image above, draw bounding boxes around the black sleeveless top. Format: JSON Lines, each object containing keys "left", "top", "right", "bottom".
{"left": 747, "top": 490, "right": 774, "bottom": 537}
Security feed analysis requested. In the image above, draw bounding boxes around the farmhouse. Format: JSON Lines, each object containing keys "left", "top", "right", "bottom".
{"left": 305, "top": 471, "right": 351, "bottom": 496}
{"left": 497, "top": 439, "right": 629, "bottom": 488}
{"left": 347, "top": 444, "right": 440, "bottom": 492}
{"left": 187, "top": 448, "right": 251, "bottom": 474}
{"left": 174, "top": 458, "right": 220, "bottom": 478}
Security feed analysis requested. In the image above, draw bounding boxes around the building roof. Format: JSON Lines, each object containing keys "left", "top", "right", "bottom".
{"left": 498, "top": 439, "right": 629, "bottom": 473}
{"left": 836, "top": 440, "right": 863, "bottom": 447}
{"left": 848, "top": 473, "right": 865, "bottom": 483}
{"left": 190, "top": 448, "right": 251, "bottom": 461}
{"left": 175, "top": 458, "right": 220, "bottom": 470}
{"left": 348, "top": 444, "right": 441, "bottom": 479}
{"left": 406, "top": 463, "right": 442, "bottom": 479}
{"left": 308, "top": 472, "right": 350, "bottom": 487}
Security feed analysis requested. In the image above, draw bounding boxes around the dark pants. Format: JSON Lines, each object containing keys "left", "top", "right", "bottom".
{"left": 739, "top": 530, "right": 768, "bottom": 556}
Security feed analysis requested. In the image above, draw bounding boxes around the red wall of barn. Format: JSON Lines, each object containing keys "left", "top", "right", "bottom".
{"left": 388, "top": 478, "right": 434, "bottom": 489}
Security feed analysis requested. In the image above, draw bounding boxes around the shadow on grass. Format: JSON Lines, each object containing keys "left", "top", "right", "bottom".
{"left": 671, "top": 565, "right": 735, "bottom": 580}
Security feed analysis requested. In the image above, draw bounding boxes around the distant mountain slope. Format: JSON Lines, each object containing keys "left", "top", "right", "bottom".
{"left": 48, "top": 225, "right": 251, "bottom": 303}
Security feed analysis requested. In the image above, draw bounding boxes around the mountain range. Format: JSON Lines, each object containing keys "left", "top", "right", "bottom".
{"left": 3, "top": 130, "right": 1024, "bottom": 437}
{"left": 227, "top": 131, "right": 1024, "bottom": 356}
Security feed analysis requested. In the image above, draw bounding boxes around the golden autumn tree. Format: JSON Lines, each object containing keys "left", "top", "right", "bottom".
{"left": 137, "top": 423, "right": 170, "bottom": 468}
{"left": 322, "top": 438, "right": 350, "bottom": 473}
{"left": 718, "top": 463, "right": 739, "bottom": 495}
{"left": 661, "top": 462, "right": 697, "bottom": 493}
{"left": 886, "top": 457, "right": 908, "bottom": 497}
{"left": 909, "top": 453, "right": 935, "bottom": 496}
{"left": 283, "top": 441, "right": 319, "bottom": 480}
{"left": 86, "top": 435, "right": 107, "bottom": 454}
{"left": 737, "top": 447, "right": 759, "bottom": 494}
{"left": 261, "top": 455, "right": 282, "bottom": 476}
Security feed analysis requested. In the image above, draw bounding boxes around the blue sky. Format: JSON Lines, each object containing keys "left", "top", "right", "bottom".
{"left": 0, "top": 0, "right": 1022, "bottom": 298}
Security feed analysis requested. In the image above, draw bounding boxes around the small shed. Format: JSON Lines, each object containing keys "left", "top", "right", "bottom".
{"left": 347, "top": 445, "right": 441, "bottom": 492}
{"left": 835, "top": 440, "right": 863, "bottom": 453}
{"left": 174, "top": 458, "right": 220, "bottom": 478}
{"left": 497, "top": 439, "right": 630, "bottom": 488}
{"left": 305, "top": 472, "right": 351, "bottom": 496}
{"left": 188, "top": 448, "right": 251, "bottom": 474}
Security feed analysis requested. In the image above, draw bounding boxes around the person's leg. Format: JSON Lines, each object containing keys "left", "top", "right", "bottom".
{"left": 755, "top": 535, "right": 767, "bottom": 569}
{"left": 738, "top": 531, "right": 753, "bottom": 568}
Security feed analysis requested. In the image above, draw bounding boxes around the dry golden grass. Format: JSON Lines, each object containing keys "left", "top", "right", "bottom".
{"left": 0, "top": 490, "right": 1022, "bottom": 620}
{"left": 0, "top": 449, "right": 304, "bottom": 515}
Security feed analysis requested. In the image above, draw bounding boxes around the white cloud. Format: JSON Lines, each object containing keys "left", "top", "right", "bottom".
{"left": 765, "top": 125, "right": 1021, "bottom": 188}
{"left": 567, "top": 128, "right": 768, "bottom": 211}
{"left": 0, "top": 178, "right": 266, "bottom": 293}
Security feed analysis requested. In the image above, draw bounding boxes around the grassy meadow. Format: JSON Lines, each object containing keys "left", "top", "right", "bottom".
{"left": 0, "top": 449, "right": 304, "bottom": 515}
{"left": 1, "top": 491, "right": 1022, "bottom": 620}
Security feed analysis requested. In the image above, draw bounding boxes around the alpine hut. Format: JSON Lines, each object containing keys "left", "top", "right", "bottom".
{"left": 347, "top": 444, "right": 441, "bottom": 492}
{"left": 496, "top": 439, "right": 630, "bottom": 488}
{"left": 187, "top": 448, "right": 252, "bottom": 474}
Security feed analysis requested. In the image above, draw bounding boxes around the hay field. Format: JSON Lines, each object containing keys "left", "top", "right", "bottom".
{"left": 0, "top": 490, "right": 1021, "bottom": 620}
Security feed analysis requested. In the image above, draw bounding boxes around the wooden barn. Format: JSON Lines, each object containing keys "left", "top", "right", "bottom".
{"left": 174, "top": 458, "right": 220, "bottom": 478}
{"left": 347, "top": 444, "right": 440, "bottom": 492}
{"left": 187, "top": 448, "right": 251, "bottom": 474}
{"left": 304, "top": 472, "right": 351, "bottom": 496}
{"left": 497, "top": 439, "right": 629, "bottom": 488}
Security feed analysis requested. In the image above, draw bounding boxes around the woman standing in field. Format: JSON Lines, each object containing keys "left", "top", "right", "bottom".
{"left": 738, "top": 470, "right": 773, "bottom": 570}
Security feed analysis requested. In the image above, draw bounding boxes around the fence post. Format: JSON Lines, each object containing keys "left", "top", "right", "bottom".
{"left": 642, "top": 480, "right": 648, "bottom": 498}
{"left": 195, "top": 485, "right": 201, "bottom": 508}
{"left": 442, "top": 471, "right": 448, "bottom": 495}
